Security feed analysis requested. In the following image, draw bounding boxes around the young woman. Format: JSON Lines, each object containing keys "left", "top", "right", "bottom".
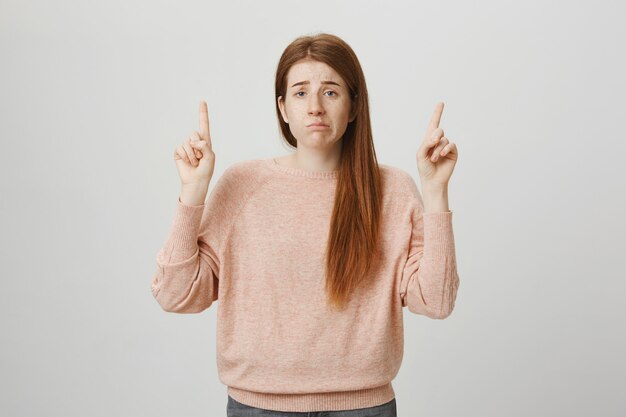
{"left": 152, "top": 33, "right": 460, "bottom": 417}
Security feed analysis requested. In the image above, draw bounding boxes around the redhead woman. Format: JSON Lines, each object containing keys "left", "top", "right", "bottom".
{"left": 152, "top": 32, "right": 460, "bottom": 417}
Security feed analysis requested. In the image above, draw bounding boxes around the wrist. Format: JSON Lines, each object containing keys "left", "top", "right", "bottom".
{"left": 421, "top": 182, "right": 448, "bottom": 194}
{"left": 421, "top": 183, "right": 449, "bottom": 213}
{"left": 180, "top": 181, "right": 210, "bottom": 206}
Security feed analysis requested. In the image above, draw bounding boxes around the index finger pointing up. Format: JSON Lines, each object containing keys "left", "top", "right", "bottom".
{"left": 428, "top": 101, "right": 445, "bottom": 134}
{"left": 199, "top": 100, "right": 211, "bottom": 141}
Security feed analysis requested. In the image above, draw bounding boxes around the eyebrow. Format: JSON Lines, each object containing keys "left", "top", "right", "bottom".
{"left": 290, "top": 80, "right": 341, "bottom": 88}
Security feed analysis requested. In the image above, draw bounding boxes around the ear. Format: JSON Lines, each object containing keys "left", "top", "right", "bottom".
{"left": 277, "top": 95, "right": 288, "bottom": 124}
{"left": 349, "top": 99, "right": 357, "bottom": 123}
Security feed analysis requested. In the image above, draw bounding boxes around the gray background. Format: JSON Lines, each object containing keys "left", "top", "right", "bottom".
{"left": 1, "top": 0, "right": 624, "bottom": 416}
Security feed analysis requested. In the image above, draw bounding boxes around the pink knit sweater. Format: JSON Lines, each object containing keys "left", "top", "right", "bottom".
{"left": 151, "top": 157, "right": 460, "bottom": 412}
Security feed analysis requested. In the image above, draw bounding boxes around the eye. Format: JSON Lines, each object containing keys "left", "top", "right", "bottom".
{"left": 294, "top": 91, "right": 337, "bottom": 97}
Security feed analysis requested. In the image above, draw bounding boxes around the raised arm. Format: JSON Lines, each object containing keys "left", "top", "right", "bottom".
{"left": 399, "top": 177, "right": 460, "bottom": 319}
{"left": 151, "top": 100, "right": 225, "bottom": 313}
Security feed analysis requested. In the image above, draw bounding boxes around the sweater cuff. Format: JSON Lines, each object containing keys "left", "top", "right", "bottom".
{"left": 167, "top": 198, "right": 205, "bottom": 249}
{"left": 422, "top": 211, "right": 455, "bottom": 257}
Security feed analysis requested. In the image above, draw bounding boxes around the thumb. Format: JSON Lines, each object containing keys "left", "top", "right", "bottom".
{"left": 191, "top": 139, "right": 209, "bottom": 157}
{"left": 417, "top": 136, "right": 439, "bottom": 161}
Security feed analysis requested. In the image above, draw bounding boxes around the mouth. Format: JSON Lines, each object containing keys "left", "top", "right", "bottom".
{"left": 307, "top": 123, "right": 329, "bottom": 128}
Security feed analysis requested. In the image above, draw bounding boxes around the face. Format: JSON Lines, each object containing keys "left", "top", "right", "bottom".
{"left": 277, "top": 59, "right": 356, "bottom": 150}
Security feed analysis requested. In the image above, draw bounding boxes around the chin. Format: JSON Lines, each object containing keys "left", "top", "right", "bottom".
{"left": 299, "top": 138, "right": 340, "bottom": 150}
{"left": 294, "top": 132, "right": 339, "bottom": 144}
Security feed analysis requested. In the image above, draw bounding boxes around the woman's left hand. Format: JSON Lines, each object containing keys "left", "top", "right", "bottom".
{"left": 416, "top": 102, "right": 458, "bottom": 188}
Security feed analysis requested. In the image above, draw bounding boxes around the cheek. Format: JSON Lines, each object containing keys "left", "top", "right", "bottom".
{"left": 337, "top": 106, "right": 351, "bottom": 123}
{"left": 339, "top": 101, "right": 352, "bottom": 117}
{"left": 286, "top": 102, "right": 304, "bottom": 117}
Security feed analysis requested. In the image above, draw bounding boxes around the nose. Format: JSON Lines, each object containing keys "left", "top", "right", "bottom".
{"left": 307, "top": 93, "right": 325, "bottom": 115}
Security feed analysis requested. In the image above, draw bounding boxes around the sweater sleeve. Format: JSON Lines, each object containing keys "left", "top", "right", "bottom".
{"left": 398, "top": 178, "right": 460, "bottom": 319}
{"left": 151, "top": 168, "right": 240, "bottom": 313}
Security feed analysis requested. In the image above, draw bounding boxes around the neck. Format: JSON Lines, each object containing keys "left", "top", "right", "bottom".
{"left": 288, "top": 143, "right": 342, "bottom": 171}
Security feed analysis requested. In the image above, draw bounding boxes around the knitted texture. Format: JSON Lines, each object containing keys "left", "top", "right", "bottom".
{"left": 151, "top": 157, "right": 460, "bottom": 412}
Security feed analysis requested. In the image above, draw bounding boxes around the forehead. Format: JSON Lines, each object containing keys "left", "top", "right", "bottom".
{"left": 286, "top": 60, "right": 344, "bottom": 85}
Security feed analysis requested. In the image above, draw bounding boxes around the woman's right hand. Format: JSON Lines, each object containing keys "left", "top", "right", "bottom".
{"left": 174, "top": 100, "right": 216, "bottom": 186}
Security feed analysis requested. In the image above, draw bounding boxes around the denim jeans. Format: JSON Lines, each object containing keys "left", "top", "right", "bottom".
{"left": 226, "top": 395, "right": 397, "bottom": 417}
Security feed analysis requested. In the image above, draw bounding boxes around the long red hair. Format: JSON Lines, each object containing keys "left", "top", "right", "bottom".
{"left": 274, "top": 33, "right": 383, "bottom": 311}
